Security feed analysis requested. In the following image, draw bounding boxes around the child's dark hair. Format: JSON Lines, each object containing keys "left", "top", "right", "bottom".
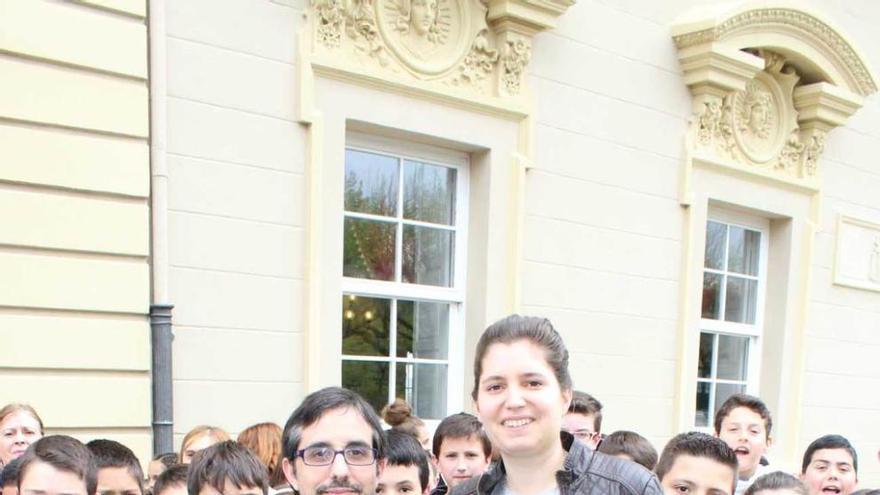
{"left": 86, "top": 439, "right": 145, "bottom": 494}
{"left": 568, "top": 391, "right": 603, "bottom": 433}
{"left": 187, "top": 441, "right": 269, "bottom": 495}
{"left": 801, "top": 434, "right": 858, "bottom": 474}
{"left": 714, "top": 394, "right": 772, "bottom": 438}
{"left": 17, "top": 435, "right": 98, "bottom": 495}
{"left": 154, "top": 452, "right": 178, "bottom": 469}
{"left": 597, "top": 430, "right": 658, "bottom": 470}
{"left": 743, "top": 471, "right": 808, "bottom": 495}
{"left": 655, "top": 432, "right": 738, "bottom": 493}
{"left": 153, "top": 464, "right": 189, "bottom": 495}
{"left": 1, "top": 457, "right": 22, "bottom": 487}
{"left": 386, "top": 430, "right": 430, "bottom": 492}
{"left": 431, "top": 413, "right": 491, "bottom": 458}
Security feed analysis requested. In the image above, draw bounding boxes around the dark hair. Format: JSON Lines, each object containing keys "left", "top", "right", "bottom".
{"left": 597, "top": 431, "right": 658, "bottom": 471}
{"left": 282, "top": 387, "right": 386, "bottom": 463}
{"left": 382, "top": 399, "right": 426, "bottom": 440}
{"left": 153, "top": 464, "right": 188, "bottom": 495}
{"left": 154, "top": 452, "right": 178, "bottom": 469}
{"left": 568, "top": 391, "right": 603, "bottom": 433}
{"left": 655, "top": 432, "right": 737, "bottom": 493}
{"left": 714, "top": 394, "right": 773, "bottom": 438}
{"left": 86, "top": 439, "right": 145, "bottom": 494}
{"left": 801, "top": 434, "right": 858, "bottom": 474}
{"left": 1, "top": 457, "right": 22, "bottom": 487}
{"left": 16, "top": 435, "right": 98, "bottom": 495}
{"left": 851, "top": 490, "right": 880, "bottom": 495}
{"left": 187, "top": 441, "right": 269, "bottom": 495}
{"left": 472, "top": 315, "right": 571, "bottom": 400}
{"left": 385, "top": 430, "right": 430, "bottom": 492}
{"left": 743, "top": 471, "right": 808, "bottom": 495}
{"left": 431, "top": 413, "right": 491, "bottom": 458}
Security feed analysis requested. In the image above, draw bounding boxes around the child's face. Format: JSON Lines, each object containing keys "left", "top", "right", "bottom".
{"left": 154, "top": 484, "right": 187, "bottom": 495}
{"left": 435, "top": 436, "right": 490, "bottom": 488}
{"left": 377, "top": 464, "right": 425, "bottom": 495}
{"left": 800, "top": 448, "right": 857, "bottom": 495}
{"left": 660, "top": 454, "right": 736, "bottom": 495}
{"left": 562, "top": 412, "right": 600, "bottom": 449}
{"left": 18, "top": 460, "right": 89, "bottom": 495}
{"left": 197, "top": 481, "right": 262, "bottom": 495}
{"left": 97, "top": 467, "right": 142, "bottom": 495}
{"left": 717, "top": 406, "right": 770, "bottom": 479}
{"left": 2, "top": 482, "right": 19, "bottom": 495}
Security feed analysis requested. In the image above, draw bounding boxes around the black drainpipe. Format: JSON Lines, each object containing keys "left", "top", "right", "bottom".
{"left": 150, "top": 304, "right": 174, "bottom": 454}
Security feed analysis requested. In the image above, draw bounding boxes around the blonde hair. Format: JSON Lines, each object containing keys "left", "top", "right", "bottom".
{"left": 180, "top": 425, "right": 230, "bottom": 463}
{"left": 0, "top": 403, "right": 44, "bottom": 434}
{"left": 382, "top": 399, "right": 424, "bottom": 439}
{"left": 237, "top": 422, "right": 286, "bottom": 488}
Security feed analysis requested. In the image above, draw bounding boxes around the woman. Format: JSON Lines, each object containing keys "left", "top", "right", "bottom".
{"left": 179, "top": 425, "right": 229, "bottom": 463}
{"left": 0, "top": 404, "right": 43, "bottom": 468}
{"left": 237, "top": 422, "right": 288, "bottom": 492}
{"left": 461, "top": 315, "right": 661, "bottom": 495}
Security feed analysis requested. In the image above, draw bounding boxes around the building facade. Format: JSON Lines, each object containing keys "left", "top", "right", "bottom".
{"left": 2, "top": 0, "right": 880, "bottom": 484}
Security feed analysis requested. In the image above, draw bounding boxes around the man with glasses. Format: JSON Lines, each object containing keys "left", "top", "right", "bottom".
{"left": 281, "top": 387, "right": 387, "bottom": 495}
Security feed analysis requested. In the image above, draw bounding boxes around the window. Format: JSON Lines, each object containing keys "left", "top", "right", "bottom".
{"left": 340, "top": 135, "right": 467, "bottom": 419}
{"left": 695, "top": 212, "right": 768, "bottom": 427}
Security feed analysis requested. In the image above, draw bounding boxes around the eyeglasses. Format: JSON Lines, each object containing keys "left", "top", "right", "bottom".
{"left": 295, "top": 446, "right": 378, "bottom": 466}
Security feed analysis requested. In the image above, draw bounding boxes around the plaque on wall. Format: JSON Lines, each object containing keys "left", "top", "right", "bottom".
{"left": 834, "top": 214, "right": 880, "bottom": 292}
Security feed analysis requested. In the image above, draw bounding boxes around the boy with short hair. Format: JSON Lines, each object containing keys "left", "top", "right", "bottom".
{"left": 187, "top": 441, "right": 268, "bottom": 495}
{"left": 563, "top": 391, "right": 603, "bottom": 450}
{"left": 16, "top": 435, "right": 97, "bottom": 495}
{"left": 86, "top": 439, "right": 145, "bottom": 495}
{"left": 597, "top": 431, "right": 659, "bottom": 471}
{"left": 151, "top": 465, "right": 187, "bottom": 495}
{"left": 714, "top": 394, "right": 774, "bottom": 495}
{"left": 800, "top": 435, "right": 859, "bottom": 495}
{"left": 1, "top": 458, "right": 21, "bottom": 495}
{"left": 430, "top": 413, "right": 491, "bottom": 495}
{"left": 379, "top": 431, "right": 431, "bottom": 495}
{"left": 655, "top": 432, "right": 738, "bottom": 495}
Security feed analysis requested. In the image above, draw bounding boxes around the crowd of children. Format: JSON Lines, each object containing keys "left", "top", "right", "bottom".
{"left": 0, "top": 315, "right": 877, "bottom": 495}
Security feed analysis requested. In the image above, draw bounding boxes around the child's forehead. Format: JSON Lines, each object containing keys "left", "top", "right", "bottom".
{"left": 380, "top": 463, "right": 422, "bottom": 483}
{"left": 810, "top": 448, "right": 854, "bottom": 464}
{"left": 440, "top": 435, "right": 483, "bottom": 449}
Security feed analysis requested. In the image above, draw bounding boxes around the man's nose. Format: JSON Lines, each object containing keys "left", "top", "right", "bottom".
{"left": 330, "top": 452, "right": 351, "bottom": 476}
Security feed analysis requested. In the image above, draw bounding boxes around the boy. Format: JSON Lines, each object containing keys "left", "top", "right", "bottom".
{"left": 151, "top": 465, "right": 187, "bottom": 495}
{"left": 146, "top": 453, "right": 177, "bottom": 493}
{"left": 16, "top": 435, "right": 97, "bottom": 495}
{"left": 86, "top": 439, "right": 144, "bottom": 495}
{"left": 187, "top": 441, "right": 268, "bottom": 495}
{"left": 656, "top": 432, "right": 738, "bottom": 495}
{"left": 2, "top": 458, "right": 21, "bottom": 495}
{"left": 597, "top": 431, "right": 659, "bottom": 471}
{"left": 800, "top": 435, "right": 858, "bottom": 495}
{"left": 714, "top": 394, "right": 773, "bottom": 495}
{"left": 562, "top": 391, "right": 603, "bottom": 450}
{"left": 379, "top": 431, "right": 431, "bottom": 495}
{"left": 430, "top": 413, "right": 491, "bottom": 495}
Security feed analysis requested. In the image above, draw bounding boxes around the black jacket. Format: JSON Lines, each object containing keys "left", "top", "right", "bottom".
{"left": 450, "top": 433, "right": 662, "bottom": 495}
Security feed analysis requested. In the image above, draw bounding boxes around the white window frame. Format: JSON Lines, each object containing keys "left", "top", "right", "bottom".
{"left": 695, "top": 208, "right": 769, "bottom": 429}
{"left": 340, "top": 132, "right": 469, "bottom": 420}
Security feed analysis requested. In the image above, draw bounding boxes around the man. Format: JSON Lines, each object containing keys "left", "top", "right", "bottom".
{"left": 281, "top": 387, "right": 387, "bottom": 495}
{"left": 86, "top": 440, "right": 144, "bottom": 495}
{"left": 713, "top": 394, "right": 773, "bottom": 495}
{"left": 655, "top": 432, "right": 738, "bottom": 495}
{"left": 430, "top": 413, "right": 491, "bottom": 495}
{"left": 563, "top": 391, "right": 603, "bottom": 450}
{"left": 800, "top": 435, "right": 858, "bottom": 495}
{"left": 16, "top": 435, "right": 97, "bottom": 495}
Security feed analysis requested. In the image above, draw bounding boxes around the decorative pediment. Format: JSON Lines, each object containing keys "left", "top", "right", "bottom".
{"left": 302, "top": 0, "right": 574, "bottom": 113}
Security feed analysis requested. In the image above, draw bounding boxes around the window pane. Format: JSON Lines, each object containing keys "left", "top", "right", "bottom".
{"left": 702, "top": 272, "right": 723, "bottom": 319}
{"left": 725, "top": 276, "right": 757, "bottom": 323}
{"left": 698, "top": 332, "right": 714, "bottom": 378}
{"left": 717, "top": 334, "right": 749, "bottom": 381}
{"left": 343, "top": 218, "right": 396, "bottom": 281}
{"left": 396, "top": 363, "right": 447, "bottom": 420}
{"left": 342, "top": 361, "right": 389, "bottom": 414}
{"left": 728, "top": 226, "right": 760, "bottom": 276}
{"left": 397, "top": 300, "right": 449, "bottom": 359}
{"left": 402, "top": 226, "right": 453, "bottom": 287}
{"left": 695, "top": 382, "right": 711, "bottom": 427}
{"left": 344, "top": 149, "right": 399, "bottom": 217}
{"left": 705, "top": 221, "right": 727, "bottom": 270}
{"left": 714, "top": 383, "right": 746, "bottom": 415}
{"left": 342, "top": 295, "right": 391, "bottom": 356}
{"left": 403, "top": 160, "right": 456, "bottom": 225}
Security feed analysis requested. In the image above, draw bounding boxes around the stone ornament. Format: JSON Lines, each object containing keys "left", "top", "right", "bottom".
{"left": 834, "top": 215, "right": 880, "bottom": 293}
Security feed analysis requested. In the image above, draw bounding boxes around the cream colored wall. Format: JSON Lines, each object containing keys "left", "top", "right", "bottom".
{"left": 0, "top": 0, "right": 151, "bottom": 464}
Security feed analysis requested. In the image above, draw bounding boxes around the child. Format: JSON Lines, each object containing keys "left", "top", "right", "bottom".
{"left": 16, "top": 435, "right": 97, "bottom": 495}
{"left": 187, "top": 441, "right": 268, "bottom": 495}
{"left": 714, "top": 394, "right": 773, "bottom": 495}
{"left": 430, "top": 413, "right": 491, "bottom": 495}
{"left": 151, "top": 464, "right": 188, "bottom": 495}
{"left": 744, "top": 472, "right": 808, "bottom": 495}
{"left": 597, "top": 430, "right": 658, "bottom": 470}
{"left": 562, "top": 391, "right": 603, "bottom": 450}
{"left": 655, "top": 432, "right": 738, "bottom": 495}
{"left": 1, "top": 458, "right": 21, "bottom": 495}
{"left": 86, "top": 439, "right": 144, "bottom": 495}
{"left": 800, "top": 435, "right": 859, "bottom": 495}
{"left": 379, "top": 430, "right": 431, "bottom": 495}
{"left": 146, "top": 453, "right": 177, "bottom": 493}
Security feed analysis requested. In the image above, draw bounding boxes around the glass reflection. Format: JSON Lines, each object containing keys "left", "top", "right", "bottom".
{"left": 725, "top": 276, "right": 757, "bottom": 324}
{"left": 342, "top": 295, "right": 391, "bottom": 356}
{"left": 702, "top": 272, "right": 723, "bottom": 320}
{"left": 403, "top": 160, "right": 456, "bottom": 225}
{"left": 343, "top": 218, "right": 397, "bottom": 281}
{"left": 397, "top": 300, "right": 449, "bottom": 359}
{"left": 344, "top": 149, "right": 399, "bottom": 217}
{"left": 342, "top": 361, "right": 389, "bottom": 415}
{"left": 402, "top": 226, "right": 453, "bottom": 287}
{"left": 396, "top": 363, "right": 447, "bottom": 419}
{"left": 705, "top": 221, "right": 727, "bottom": 270}
{"left": 728, "top": 226, "right": 760, "bottom": 276}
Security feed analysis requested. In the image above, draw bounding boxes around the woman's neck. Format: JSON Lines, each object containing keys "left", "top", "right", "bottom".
{"left": 502, "top": 443, "right": 567, "bottom": 495}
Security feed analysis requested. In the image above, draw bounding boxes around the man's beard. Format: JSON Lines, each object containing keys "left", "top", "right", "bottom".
{"left": 316, "top": 478, "right": 365, "bottom": 495}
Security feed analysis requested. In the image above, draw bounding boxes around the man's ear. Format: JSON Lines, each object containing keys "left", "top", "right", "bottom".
{"left": 283, "top": 457, "right": 299, "bottom": 492}
{"left": 376, "top": 457, "right": 387, "bottom": 477}
{"left": 766, "top": 435, "right": 773, "bottom": 448}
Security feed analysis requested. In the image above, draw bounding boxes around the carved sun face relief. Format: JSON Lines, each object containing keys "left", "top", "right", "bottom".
{"left": 732, "top": 75, "right": 784, "bottom": 163}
